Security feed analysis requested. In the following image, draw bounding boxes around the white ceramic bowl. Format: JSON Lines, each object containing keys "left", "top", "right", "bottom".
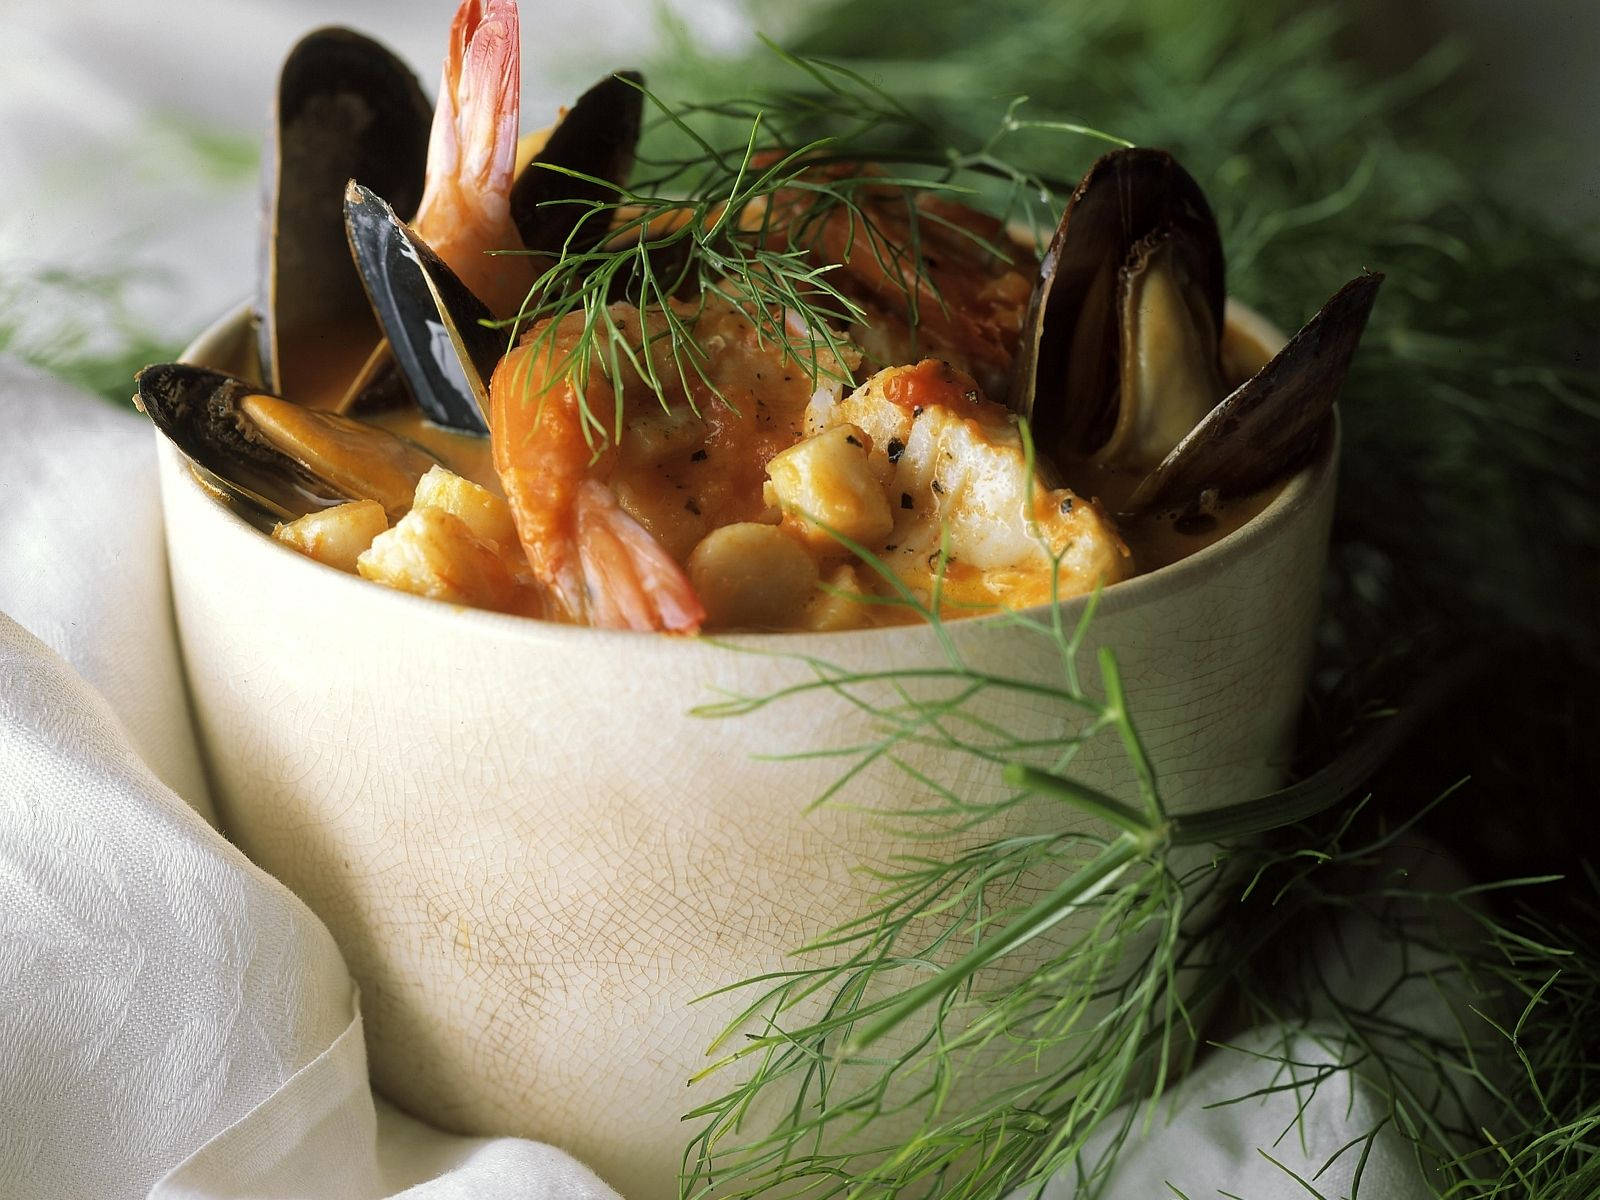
{"left": 159, "top": 304, "right": 1335, "bottom": 1199}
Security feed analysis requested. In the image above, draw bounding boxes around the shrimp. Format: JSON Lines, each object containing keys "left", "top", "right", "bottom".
{"left": 488, "top": 295, "right": 843, "bottom": 632}
{"left": 411, "top": 0, "right": 535, "bottom": 318}
{"left": 488, "top": 304, "right": 702, "bottom": 631}
{"left": 757, "top": 164, "right": 1035, "bottom": 400}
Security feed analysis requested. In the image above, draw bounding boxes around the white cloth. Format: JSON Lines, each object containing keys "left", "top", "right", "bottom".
{"left": 0, "top": 360, "right": 1465, "bottom": 1200}
{"left": 0, "top": 363, "right": 623, "bottom": 1199}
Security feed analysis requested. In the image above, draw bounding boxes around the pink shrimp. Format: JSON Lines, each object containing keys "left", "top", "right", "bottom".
{"left": 411, "top": 0, "right": 535, "bottom": 318}
{"left": 489, "top": 305, "right": 706, "bottom": 633}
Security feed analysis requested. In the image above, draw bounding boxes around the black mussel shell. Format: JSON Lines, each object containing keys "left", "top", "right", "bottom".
{"left": 344, "top": 181, "right": 501, "bottom": 436}
{"left": 259, "top": 27, "right": 432, "bottom": 401}
{"left": 138, "top": 362, "right": 440, "bottom": 521}
{"left": 1011, "top": 148, "right": 1226, "bottom": 466}
{"left": 1130, "top": 272, "right": 1384, "bottom": 512}
{"left": 511, "top": 70, "right": 645, "bottom": 257}
{"left": 138, "top": 364, "right": 351, "bottom": 521}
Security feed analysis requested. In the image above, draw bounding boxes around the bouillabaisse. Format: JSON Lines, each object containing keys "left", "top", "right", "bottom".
{"left": 134, "top": 0, "right": 1378, "bottom": 634}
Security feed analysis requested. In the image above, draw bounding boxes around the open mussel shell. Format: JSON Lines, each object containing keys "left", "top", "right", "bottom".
{"left": 511, "top": 70, "right": 644, "bottom": 257}
{"left": 1012, "top": 147, "right": 1226, "bottom": 466}
{"left": 137, "top": 363, "right": 438, "bottom": 523}
{"left": 259, "top": 27, "right": 432, "bottom": 402}
{"left": 344, "top": 181, "right": 502, "bottom": 436}
{"left": 1129, "top": 272, "right": 1384, "bottom": 513}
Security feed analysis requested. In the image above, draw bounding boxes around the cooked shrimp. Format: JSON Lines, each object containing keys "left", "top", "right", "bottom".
{"left": 806, "top": 359, "right": 1130, "bottom": 610}
{"left": 758, "top": 165, "right": 1035, "bottom": 400}
{"left": 488, "top": 295, "right": 845, "bottom": 631}
{"left": 411, "top": 0, "right": 535, "bottom": 317}
{"left": 488, "top": 304, "right": 701, "bottom": 630}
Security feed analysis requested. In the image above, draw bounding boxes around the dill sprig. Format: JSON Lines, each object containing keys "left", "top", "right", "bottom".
{"left": 679, "top": 546, "right": 1462, "bottom": 1199}
{"left": 0, "top": 265, "right": 180, "bottom": 405}
{"left": 681, "top": 568, "right": 1186, "bottom": 1199}
{"left": 494, "top": 46, "right": 1123, "bottom": 444}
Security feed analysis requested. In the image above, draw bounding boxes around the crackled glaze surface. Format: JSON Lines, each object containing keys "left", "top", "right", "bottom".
{"left": 159, "top": 307, "right": 1336, "bottom": 1200}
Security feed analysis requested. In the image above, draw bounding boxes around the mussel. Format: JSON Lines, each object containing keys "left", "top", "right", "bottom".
{"left": 339, "top": 69, "right": 646, "bottom": 436}
{"left": 150, "top": 5, "right": 646, "bottom": 522}
{"left": 1011, "top": 147, "right": 1381, "bottom": 515}
{"left": 258, "top": 27, "right": 432, "bottom": 406}
{"left": 1129, "top": 272, "right": 1381, "bottom": 511}
{"left": 136, "top": 363, "right": 437, "bottom": 523}
{"left": 343, "top": 182, "right": 501, "bottom": 435}
{"left": 509, "top": 69, "right": 644, "bottom": 258}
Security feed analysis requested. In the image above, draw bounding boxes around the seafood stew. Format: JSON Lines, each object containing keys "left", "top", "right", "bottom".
{"left": 135, "top": 0, "right": 1379, "bottom": 635}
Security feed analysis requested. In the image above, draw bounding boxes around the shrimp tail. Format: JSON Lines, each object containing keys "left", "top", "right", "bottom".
{"left": 575, "top": 481, "right": 705, "bottom": 633}
{"left": 429, "top": 0, "right": 519, "bottom": 212}
{"left": 414, "top": 0, "right": 526, "bottom": 314}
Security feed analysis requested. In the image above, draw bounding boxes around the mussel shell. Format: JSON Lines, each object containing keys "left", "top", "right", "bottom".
{"left": 510, "top": 70, "right": 645, "bottom": 257}
{"left": 344, "top": 181, "right": 501, "bottom": 436}
{"left": 259, "top": 27, "right": 432, "bottom": 400}
{"left": 1129, "top": 272, "right": 1383, "bottom": 512}
{"left": 138, "top": 362, "right": 440, "bottom": 522}
{"left": 1011, "top": 148, "right": 1226, "bottom": 465}
{"left": 138, "top": 363, "right": 353, "bottom": 521}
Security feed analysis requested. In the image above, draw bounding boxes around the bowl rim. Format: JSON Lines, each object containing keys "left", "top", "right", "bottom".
{"left": 167, "top": 301, "right": 1339, "bottom": 655}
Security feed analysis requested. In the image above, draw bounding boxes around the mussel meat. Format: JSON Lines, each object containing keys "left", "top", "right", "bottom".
{"left": 1012, "top": 147, "right": 1380, "bottom": 515}
{"left": 137, "top": 363, "right": 437, "bottom": 523}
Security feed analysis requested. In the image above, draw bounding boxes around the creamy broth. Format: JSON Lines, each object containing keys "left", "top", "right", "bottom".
{"left": 1121, "top": 486, "right": 1280, "bottom": 574}
{"left": 1062, "top": 459, "right": 1281, "bottom": 576}
{"left": 275, "top": 317, "right": 387, "bottom": 411}
{"left": 367, "top": 405, "right": 500, "bottom": 492}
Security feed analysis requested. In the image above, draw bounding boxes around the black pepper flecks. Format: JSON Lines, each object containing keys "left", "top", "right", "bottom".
{"left": 690, "top": 449, "right": 708, "bottom": 462}
{"left": 886, "top": 438, "right": 904, "bottom": 463}
{"left": 685, "top": 499, "right": 702, "bottom": 516}
{"left": 963, "top": 389, "right": 978, "bottom": 404}
{"left": 900, "top": 492, "right": 913, "bottom": 510}
{"left": 845, "top": 434, "right": 862, "bottom": 448}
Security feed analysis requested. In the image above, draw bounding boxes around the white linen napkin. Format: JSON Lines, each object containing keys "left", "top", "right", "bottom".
{"left": 0, "top": 363, "right": 621, "bottom": 1200}
{"left": 0, "top": 359, "right": 1463, "bottom": 1200}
